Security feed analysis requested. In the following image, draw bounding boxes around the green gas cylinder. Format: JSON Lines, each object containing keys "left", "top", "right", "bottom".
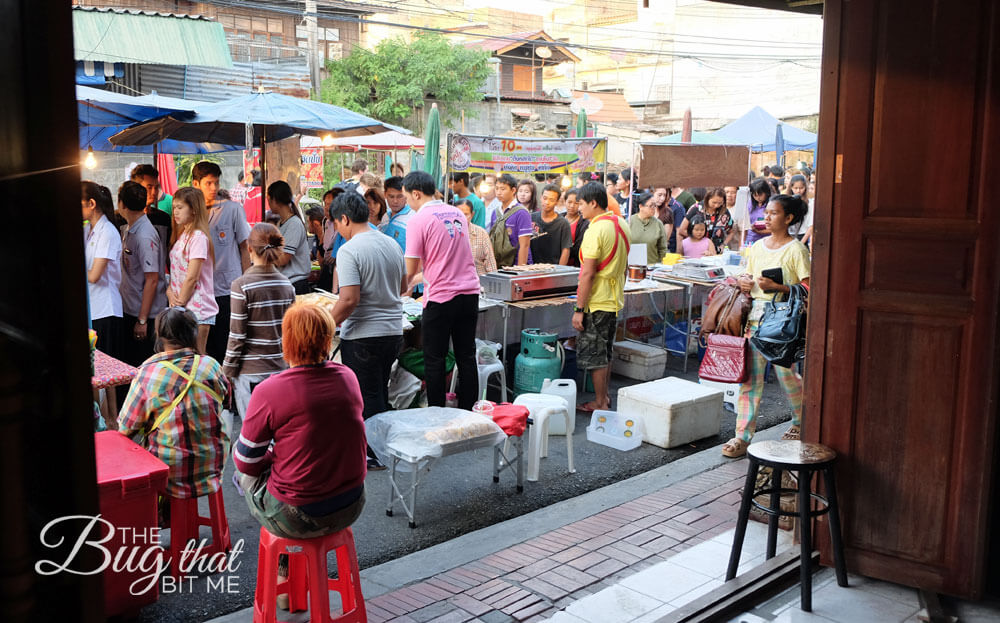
{"left": 514, "top": 329, "right": 563, "bottom": 396}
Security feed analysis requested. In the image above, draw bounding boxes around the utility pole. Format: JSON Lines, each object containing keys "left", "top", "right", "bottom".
{"left": 305, "top": 0, "right": 320, "bottom": 94}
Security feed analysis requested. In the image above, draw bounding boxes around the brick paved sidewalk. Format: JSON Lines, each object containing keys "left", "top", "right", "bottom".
{"left": 363, "top": 459, "right": 750, "bottom": 623}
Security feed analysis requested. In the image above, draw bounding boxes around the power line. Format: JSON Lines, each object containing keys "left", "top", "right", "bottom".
{"left": 204, "top": 0, "right": 822, "bottom": 61}
{"left": 202, "top": 0, "right": 822, "bottom": 58}
{"left": 377, "top": 0, "right": 822, "bottom": 50}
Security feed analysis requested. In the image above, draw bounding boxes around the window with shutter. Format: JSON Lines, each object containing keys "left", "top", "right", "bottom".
{"left": 512, "top": 65, "right": 533, "bottom": 92}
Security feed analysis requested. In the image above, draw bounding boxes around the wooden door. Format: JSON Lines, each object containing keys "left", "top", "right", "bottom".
{"left": 806, "top": 0, "right": 1000, "bottom": 599}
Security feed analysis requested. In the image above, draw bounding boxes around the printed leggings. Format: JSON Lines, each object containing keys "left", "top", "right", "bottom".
{"left": 735, "top": 319, "right": 803, "bottom": 442}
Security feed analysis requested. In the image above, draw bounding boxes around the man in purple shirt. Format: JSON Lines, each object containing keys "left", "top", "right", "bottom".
{"left": 488, "top": 173, "right": 532, "bottom": 267}
{"left": 403, "top": 171, "right": 482, "bottom": 409}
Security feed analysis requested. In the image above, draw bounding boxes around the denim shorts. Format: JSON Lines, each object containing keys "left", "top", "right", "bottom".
{"left": 198, "top": 315, "right": 216, "bottom": 326}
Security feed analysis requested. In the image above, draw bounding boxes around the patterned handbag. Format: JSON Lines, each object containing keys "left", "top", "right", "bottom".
{"left": 698, "top": 333, "right": 749, "bottom": 383}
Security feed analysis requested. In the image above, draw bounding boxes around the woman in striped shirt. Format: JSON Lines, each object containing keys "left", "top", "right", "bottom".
{"left": 222, "top": 223, "right": 296, "bottom": 430}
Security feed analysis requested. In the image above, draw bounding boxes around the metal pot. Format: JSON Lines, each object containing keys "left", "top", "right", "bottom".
{"left": 627, "top": 265, "right": 647, "bottom": 281}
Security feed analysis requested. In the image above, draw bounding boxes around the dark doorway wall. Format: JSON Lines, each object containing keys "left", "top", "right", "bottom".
{"left": 0, "top": 2, "right": 104, "bottom": 621}
{"left": 806, "top": 0, "right": 1000, "bottom": 600}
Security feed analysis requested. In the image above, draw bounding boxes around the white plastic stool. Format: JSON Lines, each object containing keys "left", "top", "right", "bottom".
{"left": 513, "top": 393, "right": 575, "bottom": 481}
{"left": 450, "top": 360, "right": 508, "bottom": 403}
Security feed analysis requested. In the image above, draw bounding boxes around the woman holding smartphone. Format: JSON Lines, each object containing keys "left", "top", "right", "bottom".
{"left": 722, "top": 194, "right": 810, "bottom": 458}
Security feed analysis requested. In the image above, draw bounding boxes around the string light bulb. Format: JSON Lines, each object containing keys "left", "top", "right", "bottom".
{"left": 84, "top": 147, "right": 97, "bottom": 170}
{"left": 322, "top": 134, "right": 335, "bottom": 147}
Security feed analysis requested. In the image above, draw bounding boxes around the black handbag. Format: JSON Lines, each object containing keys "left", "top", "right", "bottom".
{"left": 750, "top": 284, "right": 808, "bottom": 368}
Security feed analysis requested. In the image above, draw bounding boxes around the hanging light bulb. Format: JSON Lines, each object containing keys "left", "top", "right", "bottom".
{"left": 561, "top": 174, "right": 572, "bottom": 188}
{"left": 322, "top": 134, "right": 335, "bottom": 147}
{"left": 84, "top": 147, "right": 97, "bottom": 170}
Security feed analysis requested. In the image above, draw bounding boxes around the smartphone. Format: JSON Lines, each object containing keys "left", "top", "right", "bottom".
{"left": 761, "top": 267, "right": 784, "bottom": 284}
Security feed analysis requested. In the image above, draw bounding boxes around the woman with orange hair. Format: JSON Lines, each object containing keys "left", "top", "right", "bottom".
{"left": 234, "top": 302, "right": 367, "bottom": 550}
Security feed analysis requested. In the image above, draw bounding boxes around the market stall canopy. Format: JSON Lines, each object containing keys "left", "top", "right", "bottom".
{"left": 77, "top": 85, "right": 236, "bottom": 154}
{"left": 712, "top": 106, "right": 817, "bottom": 151}
{"left": 73, "top": 6, "right": 233, "bottom": 68}
{"left": 323, "top": 131, "right": 425, "bottom": 151}
{"left": 110, "top": 92, "right": 409, "bottom": 148}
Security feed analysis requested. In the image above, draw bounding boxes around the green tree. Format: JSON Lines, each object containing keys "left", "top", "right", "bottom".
{"left": 174, "top": 154, "right": 224, "bottom": 187}
{"left": 321, "top": 32, "right": 490, "bottom": 129}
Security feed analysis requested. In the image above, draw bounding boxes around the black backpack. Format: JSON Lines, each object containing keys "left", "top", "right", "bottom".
{"left": 750, "top": 284, "right": 808, "bottom": 368}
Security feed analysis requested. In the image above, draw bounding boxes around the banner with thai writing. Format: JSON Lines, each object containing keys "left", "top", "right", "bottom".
{"left": 243, "top": 146, "right": 324, "bottom": 189}
{"left": 447, "top": 134, "right": 607, "bottom": 175}
{"left": 300, "top": 148, "right": 324, "bottom": 188}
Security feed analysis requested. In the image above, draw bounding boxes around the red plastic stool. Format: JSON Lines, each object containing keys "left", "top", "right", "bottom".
{"left": 168, "top": 489, "right": 231, "bottom": 577}
{"left": 254, "top": 526, "right": 367, "bottom": 623}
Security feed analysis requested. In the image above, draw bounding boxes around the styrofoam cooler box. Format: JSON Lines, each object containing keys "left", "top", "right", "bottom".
{"left": 611, "top": 341, "right": 667, "bottom": 381}
{"left": 617, "top": 377, "right": 724, "bottom": 448}
{"left": 698, "top": 378, "right": 740, "bottom": 409}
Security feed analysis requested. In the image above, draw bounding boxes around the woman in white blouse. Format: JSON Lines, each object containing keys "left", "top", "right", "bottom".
{"left": 82, "top": 181, "right": 123, "bottom": 358}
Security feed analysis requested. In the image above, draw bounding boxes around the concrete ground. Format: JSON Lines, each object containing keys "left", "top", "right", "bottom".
{"left": 136, "top": 356, "right": 797, "bottom": 622}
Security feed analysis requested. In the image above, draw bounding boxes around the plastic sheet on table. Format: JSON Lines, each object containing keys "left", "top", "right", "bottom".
{"left": 365, "top": 407, "right": 506, "bottom": 471}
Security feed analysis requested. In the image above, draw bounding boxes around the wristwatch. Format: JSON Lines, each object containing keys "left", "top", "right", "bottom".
{"left": 573, "top": 306, "right": 585, "bottom": 313}
{"left": 138, "top": 318, "right": 147, "bottom": 325}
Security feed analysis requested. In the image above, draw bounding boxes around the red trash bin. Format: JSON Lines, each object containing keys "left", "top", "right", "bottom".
{"left": 95, "top": 431, "right": 169, "bottom": 617}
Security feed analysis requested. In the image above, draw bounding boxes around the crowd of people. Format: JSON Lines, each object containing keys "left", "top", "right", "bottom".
{"left": 85, "top": 154, "right": 815, "bottom": 593}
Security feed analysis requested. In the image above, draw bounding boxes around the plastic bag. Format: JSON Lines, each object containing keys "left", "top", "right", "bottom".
{"left": 365, "top": 407, "right": 507, "bottom": 471}
{"left": 476, "top": 339, "right": 501, "bottom": 365}
{"left": 387, "top": 361, "right": 422, "bottom": 410}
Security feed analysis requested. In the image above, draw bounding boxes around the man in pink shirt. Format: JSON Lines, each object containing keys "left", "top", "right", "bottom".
{"left": 403, "top": 171, "right": 482, "bottom": 409}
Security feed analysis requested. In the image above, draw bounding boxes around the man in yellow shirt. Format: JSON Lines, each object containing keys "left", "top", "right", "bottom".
{"left": 572, "top": 181, "right": 631, "bottom": 412}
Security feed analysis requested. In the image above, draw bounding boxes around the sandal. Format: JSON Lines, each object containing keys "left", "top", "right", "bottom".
{"left": 721, "top": 438, "right": 748, "bottom": 458}
{"left": 577, "top": 402, "right": 598, "bottom": 413}
{"left": 781, "top": 426, "right": 801, "bottom": 441}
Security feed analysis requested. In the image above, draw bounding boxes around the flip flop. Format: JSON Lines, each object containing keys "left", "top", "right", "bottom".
{"left": 232, "top": 472, "right": 245, "bottom": 497}
{"left": 577, "top": 402, "right": 597, "bottom": 413}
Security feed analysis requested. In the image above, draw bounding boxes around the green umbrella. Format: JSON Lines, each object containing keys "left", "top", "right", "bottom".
{"left": 422, "top": 103, "right": 441, "bottom": 188}
{"left": 576, "top": 109, "right": 588, "bottom": 138}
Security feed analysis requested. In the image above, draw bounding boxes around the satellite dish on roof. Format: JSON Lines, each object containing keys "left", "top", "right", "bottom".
{"left": 570, "top": 92, "right": 604, "bottom": 115}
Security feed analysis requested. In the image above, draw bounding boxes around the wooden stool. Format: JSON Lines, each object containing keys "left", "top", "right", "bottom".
{"left": 725, "top": 440, "right": 848, "bottom": 612}
{"left": 168, "top": 489, "right": 231, "bottom": 577}
{"left": 254, "top": 526, "right": 366, "bottom": 623}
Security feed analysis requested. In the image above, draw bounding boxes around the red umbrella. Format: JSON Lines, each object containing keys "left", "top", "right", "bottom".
{"left": 681, "top": 108, "right": 693, "bottom": 144}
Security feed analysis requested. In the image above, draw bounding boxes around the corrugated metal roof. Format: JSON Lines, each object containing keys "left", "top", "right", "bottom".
{"left": 73, "top": 6, "right": 232, "bottom": 68}
{"left": 140, "top": 60, "right": 310, "bottom": 103}
{"left": 463, "top": 30, "right": 581, "bottom": 63}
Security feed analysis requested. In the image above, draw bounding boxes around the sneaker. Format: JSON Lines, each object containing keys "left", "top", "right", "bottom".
{"left": 367, "top": 457, "right": 387, "bottom": 471}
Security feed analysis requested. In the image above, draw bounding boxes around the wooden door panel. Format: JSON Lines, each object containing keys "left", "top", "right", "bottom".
{"left": 863, "top": 235, "right": 974, "bottom": 295}
{"left": 809, "top": 0, "right": 1000, "bottom": 598}
{"left": 868, "top": 0, "right": 984, "bottom": 219}
{"left": 848, "top": 311, "right": 961, "bottom": 561}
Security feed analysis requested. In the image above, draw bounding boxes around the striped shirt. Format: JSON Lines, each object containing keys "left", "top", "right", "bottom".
{"left": 223, "top": 265, "right": 296, "bottom": 378}
{"left": 118, "top": 348, "right": 230, "bottom": 498}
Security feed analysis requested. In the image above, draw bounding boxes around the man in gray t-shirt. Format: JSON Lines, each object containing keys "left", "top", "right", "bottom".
{"left": 336, "top": 230, "right": 404, "bottom": 340}
{"left": 329, "top": 193, "right": 406, "bottom": 467}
